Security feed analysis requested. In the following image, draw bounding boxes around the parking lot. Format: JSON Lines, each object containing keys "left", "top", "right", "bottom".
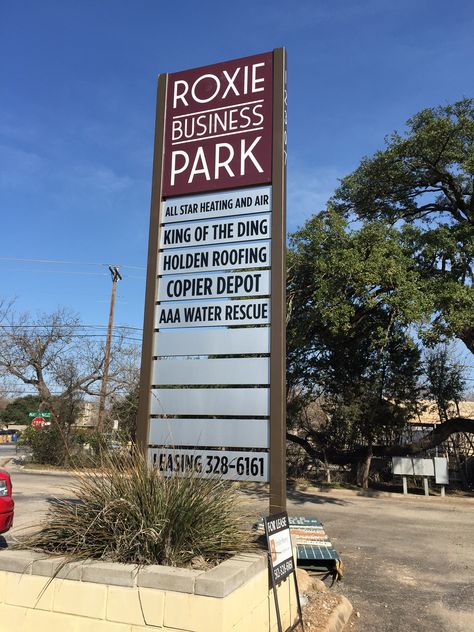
{"left": 2, "top": 446, "right": 474, "bottom": 632}
{"left": 242, "top": 485, "right": 474, "bottom": 631}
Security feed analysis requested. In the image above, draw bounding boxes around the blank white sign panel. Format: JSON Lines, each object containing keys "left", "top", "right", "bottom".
{"left": 153, "top": 358, "right": 269, "bottom": 385}
{"left": 149, "top": 448, "right": 269, "bottom": 482}
{"left": 156, "top": 299, "right": 271, "bottom": 328}
{"left": 392, "top": 457, "right": 435, "bottom": 477}
{"left": 148, "top": 418, "right": 269, "bottom": 448}
{"left": 161, "top": 185, "right": 271, "bottom": 224}
{"left": 154, "top": 327, "right": 270, "bottom": 357}
{"left": 150, "top": 388, "right": 269, "bottom": 416}
{"left": 160, "top": 213, "right": 271, "bottom": 249}
{"left": 434, "top": 457, "right": 449, "bottom": 484}
{"left": 158, "top": 270, "right": 270, "bottom": 302}
{"left": 159, "top": 242, "right": 271, "bottom": 275}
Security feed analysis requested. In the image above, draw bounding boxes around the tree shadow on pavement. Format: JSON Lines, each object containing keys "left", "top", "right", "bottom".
{"left": 288, "top": 487, "right": 349, "bottom": 506}
{"left": 237, "top": 483, "right": 350, "bottom": 506}
{"left": 46, "top": 497, "right": 82, "bottom": 507}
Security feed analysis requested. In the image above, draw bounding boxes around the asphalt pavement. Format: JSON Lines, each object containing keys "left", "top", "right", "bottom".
{"left": 240, "top": 485, "right": 474, "bottom": 632}
{"left": 1, "top": 445, "right": 473, "bottom": 632}
{"left": 0, "top": 444, "right": 17, "bottom": 467}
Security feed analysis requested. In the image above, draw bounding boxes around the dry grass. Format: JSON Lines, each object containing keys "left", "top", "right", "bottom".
{"left": 19, "top": 451, "right": 255, "bottom": 567}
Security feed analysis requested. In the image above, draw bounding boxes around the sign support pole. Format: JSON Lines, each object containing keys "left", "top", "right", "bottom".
{"left": 268, "top": 551, "right": 284, "bottom": 632}
{"left": 269, "top": 48, "right": 287, "bottom": 514}
{"left": 137, "top": 74, "right": 168, "bottom": 453}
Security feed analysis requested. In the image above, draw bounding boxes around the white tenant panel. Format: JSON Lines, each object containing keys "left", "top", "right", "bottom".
{"left": 159, "top": 241, "right": 271, "bottom": 275}
{"left": 155, "top": 327, "right": 270, "bottom": 356}
{"left": 150, "top": 387, "right": 269, "bottom": 416}
{"left": 148, "top": 418, "right": 269, "bottom": 448}
{"left": 158, "top": 270, "right": 270, "bottom": 301}
{"left": 434, "top": 457, "right": 449, "bottom": 484}
{"left": 159, "top": 213, "right": 271, "bottom": 249}
{"left": 161, "top": 185, "right": 271, "bottom": 224}
{"left": 156, "top": 298, "right": 270, "bottom": 328}
{"left": 392, "top": 457, "right": 435, "bottom": 477}
{"left": 149, "top": 448, "right": 269, "bottom": 482}
{"left": 152, "top": 358, "right": 269, "bottom": 385}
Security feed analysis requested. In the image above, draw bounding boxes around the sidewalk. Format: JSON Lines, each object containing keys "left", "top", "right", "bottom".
{"left": 5, "top": 459, "right": 474, "bottom": 505}
{"left": 240, "top": 479, "right": 474, "bottom": 505}
{"left": 287, "top": 481, "right": 474, "bottom": 505}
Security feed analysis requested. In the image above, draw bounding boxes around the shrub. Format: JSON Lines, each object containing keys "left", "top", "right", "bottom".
{"left": 18, "top": 426, "right": 65, "bottom": 465}
{"left": 21, "top": 451, "right": 255, "bottom": 567}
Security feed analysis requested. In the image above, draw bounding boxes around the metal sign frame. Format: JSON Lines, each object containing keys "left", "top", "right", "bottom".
{"left": 264, "top": 511, "right": 304, "bottom": 632}
{"left": 137, "top": 49, "right": 287, "bottom": 514}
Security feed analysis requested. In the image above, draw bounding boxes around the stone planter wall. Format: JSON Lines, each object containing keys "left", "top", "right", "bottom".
{"left": 0, "top": 550, "right": 298, "bottom": 631}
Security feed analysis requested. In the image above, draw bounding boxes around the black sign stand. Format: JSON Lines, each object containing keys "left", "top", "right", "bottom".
{"left": 264, "top": 513, "right": 304, "bottom": 632}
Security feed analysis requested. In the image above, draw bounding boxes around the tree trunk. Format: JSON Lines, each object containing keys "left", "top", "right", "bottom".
{"left": 459, "top": 327, "right": 474, "bottom": 355}
{"left": 357, "top": 446, "right": 372, "bottom": 489}
{"left": 287, "top": 416, "right": 474, "bottom": 466}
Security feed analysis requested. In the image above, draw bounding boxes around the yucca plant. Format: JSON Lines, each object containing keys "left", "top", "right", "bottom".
{"left": 20, "top": 451, "right": 255, "bottom": 567}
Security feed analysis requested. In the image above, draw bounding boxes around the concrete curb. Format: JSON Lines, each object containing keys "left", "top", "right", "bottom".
{"left": 0, "top": 548, "right": 267, "bottom": 598}
{"left": 6, "top": 464, "right": 81, "bottom": 477}
{"left": 8, "top": 465, "right": 474, "bottom": 504}
{"left": 324, "top": 596, "right": 353, "bottom": 632}
{"left": 6, "top": 463, "right": 111, "bottom": 479}
{"left": 287, "top": 483, "right": 474, "bottom": 504}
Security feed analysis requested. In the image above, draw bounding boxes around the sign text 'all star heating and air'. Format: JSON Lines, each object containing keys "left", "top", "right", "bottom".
{"left": 139, "top": 50, "right": 287, "bottom": 486}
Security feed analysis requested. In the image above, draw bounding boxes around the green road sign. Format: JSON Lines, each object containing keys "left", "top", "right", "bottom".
{"left": 28, "top": 411, "right": 51, "bottom": 418}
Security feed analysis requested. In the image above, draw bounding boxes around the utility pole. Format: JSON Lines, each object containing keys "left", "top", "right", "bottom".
{"left": 97, "top": 265, "right": 122, "bottom": 432}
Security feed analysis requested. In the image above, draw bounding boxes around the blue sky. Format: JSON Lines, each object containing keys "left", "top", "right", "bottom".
{"left": 1, "top": 0, "right": 473, "bottom": 346}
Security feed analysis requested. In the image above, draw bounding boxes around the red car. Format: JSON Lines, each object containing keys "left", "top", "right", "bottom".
{"left": 0, "top": 469, "right": 14, "bottom": 534}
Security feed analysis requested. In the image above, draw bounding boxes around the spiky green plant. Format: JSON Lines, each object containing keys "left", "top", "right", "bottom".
{"left": 21, "top": 451, "right": 255, "bottom": 567}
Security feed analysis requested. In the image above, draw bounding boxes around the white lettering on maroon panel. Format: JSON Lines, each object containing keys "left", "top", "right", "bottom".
{"left": 163, "top": 52, "right": 273, "bottom": 196}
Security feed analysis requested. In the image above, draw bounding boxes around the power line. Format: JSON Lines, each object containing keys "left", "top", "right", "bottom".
{"left": 65, "top": 334, "right": 142, "bottom": 341}
{"left": 0, "top": 324, "right": 142, "bottom": 331}
{"left": 0, "top": 333, "right": 142, "bottom": 342}
{"left": 0, "top": 268, "right": 145, "bottom": 279}
{"left": 0, "top": 257, "right": 146, "bottom": 270}
{"left": 0, "top": 268, "right": 109, "bottom": 277}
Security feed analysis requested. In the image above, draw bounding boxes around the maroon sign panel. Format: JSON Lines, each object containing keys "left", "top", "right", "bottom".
{"left": 162, "top": 52, "right": 273, "bottom": 197}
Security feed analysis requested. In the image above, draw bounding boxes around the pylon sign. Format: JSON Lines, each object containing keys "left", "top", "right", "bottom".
{"left": 138, "top": 50, "right": 287, "bottom": 509}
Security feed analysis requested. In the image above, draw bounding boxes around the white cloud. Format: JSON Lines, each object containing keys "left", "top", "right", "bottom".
{"left": 254, "top": 0, "right": 399, "bottom": 32}
{"left": 0, "top": 144, "right": 46, "bottom": 189}
{"left": 69, "top": 165, "right": 133, "bottom": 194}
{"left": 0, "top": 138, "right": 135, "bottom": 204}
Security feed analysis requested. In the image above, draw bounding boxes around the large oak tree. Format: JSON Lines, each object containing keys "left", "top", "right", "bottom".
{"left": 333, "top": 99, "right": 474, "bottom": 353}
{"left": 287, "top": 120, "right": 474, "bottom": 485}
